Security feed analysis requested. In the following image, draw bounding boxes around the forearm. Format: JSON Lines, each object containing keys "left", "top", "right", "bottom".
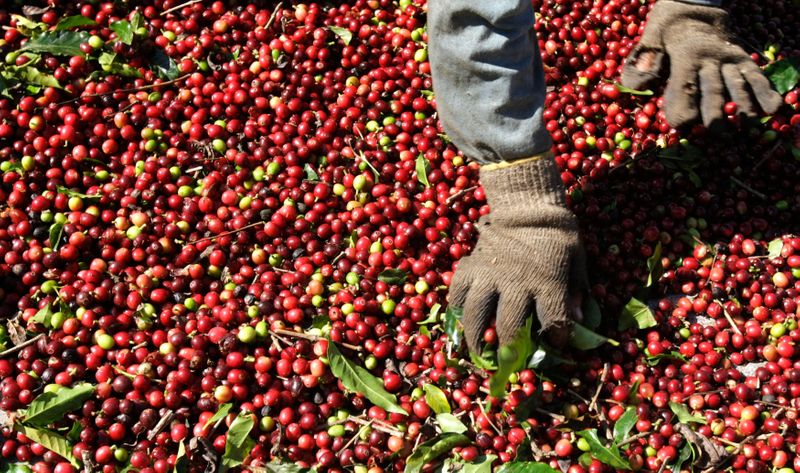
{"left": 427, "top": 0, "right": 551, "bottom": 164}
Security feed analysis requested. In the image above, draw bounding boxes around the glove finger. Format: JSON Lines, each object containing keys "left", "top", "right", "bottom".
{"left": 698, "top": 62, "right": 726, "bottom": 131}
{"left": 570, "top": 244, "right": 590, "bottom": 296}
{"left": 721, "top": 63, "right": 755, "bottom": 116}
{"left": 621, "top": 5, "right": 667, "bottom": 91}
{"left": 663, "top": 60, "right": 701, "bottom": 128}
{"left": 740, "top": 60, "right": 783, "bottom": 115}
{"left": 621, "top": 47, "right": 666, "bottom": 91}
{"left": 448, "top": 260, "right": 473, "bottom": 310}
{"left": 495, "top": 290, "right": 534, "bottom": 348}
{"left": 462, "top": 281, "right": 498, "bottom": 355}
{"left": 534, "top": 284, "right": 571, "bottom": 335}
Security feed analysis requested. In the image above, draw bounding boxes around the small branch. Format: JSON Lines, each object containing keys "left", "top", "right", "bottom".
{"left": 730, "top": 176, "right": 767, "bottom": 201}
{"left": 716, "top": 299, "right": 743, "bottom": 335}
{"left": 265, "top": 2, "right": 284, "bottom": 30}
{"left": 147, "top": 410, "right": 176, "bottom": 441}
{"left": 0, "top": 334, "right": 44, "bottom": 358}
{"left": 340, "top": 420, "right": 372, "bottom": 451}
{"left": 346, "top": 415, "right": 403, "bottom": 437}
{"left": 445, "top": 186, "right": 477, "bottom": 206}
{"left": 617, "top": 430, "right": 652, "bottom": 448}
{"left": 535, "top": 408, "right": 565, "bottom": 422}
{"left": 271, "top": 329, "right": 362, "bottom": 352}
{"left": 457, "top": 359, "right": 489, "bottom": 378}
{"left": 56, "top": 74, "right": 191, "bottom": 106}
{"left": 187, "top": 221, "right": 265, "bottom": 245}
{"left": 160, "top": 0, "right": 202, "bottom": 16}
{"left": 588, "top": 363, "right": 609, "bottom": 414}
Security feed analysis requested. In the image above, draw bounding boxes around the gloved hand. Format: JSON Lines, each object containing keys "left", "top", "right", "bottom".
{"left": 449, "top": 153, "right": 588, "bottom": 353}
{"left": 621, "top": 0, "right": 782, "bottom": 130}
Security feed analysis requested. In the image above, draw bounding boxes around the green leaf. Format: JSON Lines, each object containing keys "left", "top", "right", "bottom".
{"left": 570, "top": 323, "right": 619, "bottom": 350}
{"left": 613, "top": 406, "right": 638, "bottom": 444}
{"left": 671, "top": 444, "right": 693, "bottom": 473}
{"left": 490, "top": 317, "right": 534, "bottom": 398}
{"left": 23, "top": 383, "right": 95, "bottom": 427}
{"left": 0, "top": 463, "right": 32, "bottom": 473}
{"left": 444, "top": 306, "right": 463, "bottom": 350}
{"left": 613, "top": 82, "right": 654, "bottom": 96}
{"left": 418, "top": 303, "right": 442, "bottom": 325}
{"left": 65, "top": 421, "right": 81, "bottom": 443}
{"left": 130, "top": 12, "right": 145, "bottom": 32}
{"left": 0, "top": 76, "right": 10, "bottom": 99}
{"left": 173, "top": 441, "right": 187, "bottom": 473}
{"left": 17, "top": 425, "right": 78, "bottom": 467}
{"left": 110, "top": 20, "right": 134, "bottom": 45}
{"left": 496, "top": 463, "right": 560, "bottom": 473}
{"left": 377, "top": 268, "right": 407, "bottom": 285}
{"left": 21, "top": 31, "right": 89, "bottom": 57}
{"left": 583, "top": 296, "right": 602, "bottom": 330}
{"left": 303, "top": 163, "right": 319, "bottom": 181}
{"left": 152, "top": 48, "right": 179, "bottom": 80}
{"left": 17, "top": 66, "right": 61, "bottom": 89}
{"left": 768, "top": 238, "right": 784, "bottom": 259}
{"left": 55, "top": 15, "right": 97, "bottom": 31}
{"left": 405, "top": 433, "right": 470, "bottom": 473}
{"left": 645, "top": 350, "right": 688, "bottom": 366}
{"left": 31, "top": 304, "right": 54, "bottom": 328}
{"left": 327, "top": 341, "right": 408, "bottom": 415}
{"left": 48, "top": 222, "right": 63, "bottom": 250}
{"left": 576, "top": 429, "right": 630, "bottom": 470}
{"left": 97, "top": 52, "right": 142, "bottom": 78}
{"left": 619, "top": 298, "right": 657, "bottom": 331}
{"left": 423, "top": 384, "right": 450, "bottom": 414}
{"left": 668, "top": 402, "right": 706, "bottom": 424}
{"left": 435, "top": 413, "right": 467, "bottom": 434}
{"left": 329, "top": 26, "right": 352, "bottom": 46}
{"left": 646, "top": 242, "right": 663, "bottom": 288}
{"left": 261, "top": 462, "right": 318, "bottom": 473}
{"left": 470, "top": 348, "right": 497, "bottom": 371}
{"left": 765, "top": 57, "right": 800, "bottom": 95}
{"left": 220, "top": 414, "right": 255, "bottom": 472}
{"left": 416, "top": 154, "right": 431, "bottom": 188}
{"left": 462, "top": 455, "right": 497, "bottom": 473}
{"left": 11, "top": 15, "right": 47, "bottom": 36}
{"left": 56, "top": 185, "right": 100, "bottom": 200}
{"left": 204, "top": 402, "right": 232, "bottom": 428}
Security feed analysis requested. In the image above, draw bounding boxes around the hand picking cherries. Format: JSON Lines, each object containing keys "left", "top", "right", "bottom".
{"left": 0, "top": 0, "right": 797, "bottom": 472}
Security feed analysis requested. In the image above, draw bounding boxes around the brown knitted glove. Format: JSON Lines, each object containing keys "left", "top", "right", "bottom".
{"left": 621, "top": 0, "right": 782, "bottom": 129}
{"left": 449, "top": 154, "right": 588, "bottom": 353}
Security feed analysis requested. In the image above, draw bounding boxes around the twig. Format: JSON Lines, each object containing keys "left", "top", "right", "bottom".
{"left": 56, "top": 74, "right": 190, "bottom": 106}
{"left": 716, "top": 299, "right": 743, "bottom": 335}
{"left": 445, "top": 186, "right": 477, "bottom": 206}
{"left": 588, "top": 363, "right": 609, "bottom": 414}
{"left": 730, "top": 176, "right": 767, "bottom": 201}
{"left": 187, "top": 221, "right": 265, "bottom": 244}
{"left": 147, "top": 410, "right": 175, "bottom": 441}
{"left": 0, "top": 334, "right": 44, "bottom": 358}
{"left": 346, "top": 415, "right": 403, "bottom": 437}
{"left": 82, "top": 451, "right": 97, "bottom": 473}
{"left": 160, "top": 0, "right": 202, "bottom": 16}
{"left": 535, "top": 408, "right": 565, "bottom": 422}
{"left": 340, "top": 420, "right": 373, "bottom": 452}
{"left": 265, "top": 2, "right": 284, "bottom": 30}
{"left": 567, "top": 389, "right": 590, "bottom": 404}
{"left": 271, "top": 329, "right": 362, "bottom": 352}
{"left": 617, "top": 430, "right": 652, "bottom": 448}
{"left": 457, "top": 359, "right": 489, "bottom": 378}
{"left": 475, "top": 396, "right": 503, "bottom": 437}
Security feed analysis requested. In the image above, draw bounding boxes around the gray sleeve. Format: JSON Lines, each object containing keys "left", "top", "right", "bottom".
{"left": 427, "top": 0, "right": 551, "bottom": 164}
{"left": 676, "top": 0, "right": 722, "bottom": 5}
